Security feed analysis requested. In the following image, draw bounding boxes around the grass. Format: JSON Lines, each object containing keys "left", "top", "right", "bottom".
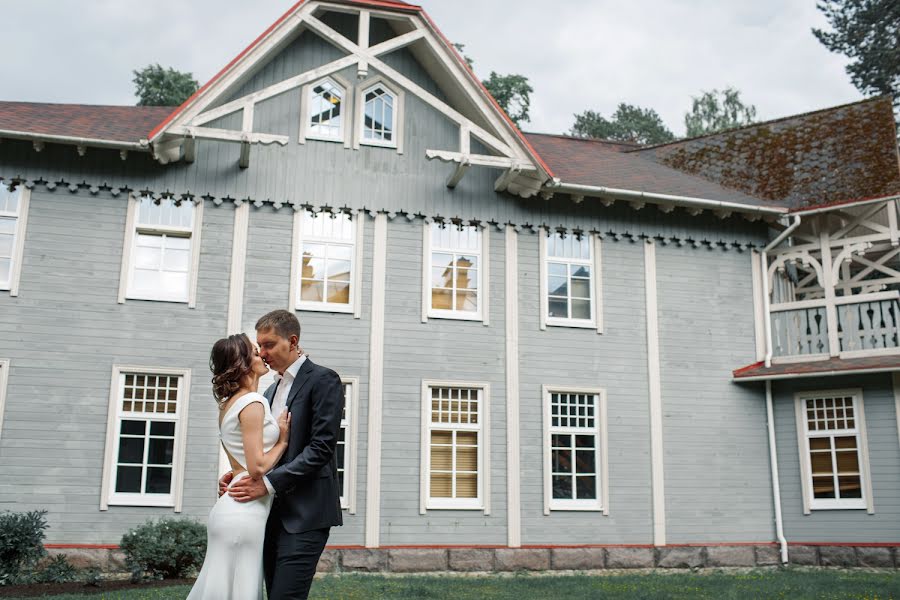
{"left": 5, "top": 569, "right": 900, "bottom": 600}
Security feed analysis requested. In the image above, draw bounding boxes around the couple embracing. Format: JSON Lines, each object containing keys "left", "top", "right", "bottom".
{"left": 188, "top": 309, "right": 343, "bottom": 600}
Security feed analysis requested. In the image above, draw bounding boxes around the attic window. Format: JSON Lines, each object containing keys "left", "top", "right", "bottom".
{"left": 308, "top": 78, "right": 344, "bottom": 142}
{"left": 362, "top": 84, "right": 396, "bottom": 148}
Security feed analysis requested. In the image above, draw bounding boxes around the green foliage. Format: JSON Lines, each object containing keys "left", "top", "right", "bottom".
{"left": 34, "top": 555, "right": 77, "bottom": 584}
{"left": 451, "top": 43, "right": 475, "bottom": 70}
{"left": 119, "top": 518, "right": 207, "bottom": 581}
{"left": 684, "top": 87, "right": 757, "bottom": 137}
{"left": 133, "top": 64, "right": 200, "bottom": 107}
{"left": 570, "top": 103, "right": 675, "bottom": 145}
{"left": 813, "top": 0, "right": 900, "bottom": 102}
{"left": 482, "top": 72, "right": 533, "bottom": 127}
{"left": 0, "top": 510, "right": 48, "bottom": 585}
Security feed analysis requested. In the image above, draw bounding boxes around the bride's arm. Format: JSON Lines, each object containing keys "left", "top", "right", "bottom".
{"left": 240, "top": 402, "right": 290, "bottom": 479}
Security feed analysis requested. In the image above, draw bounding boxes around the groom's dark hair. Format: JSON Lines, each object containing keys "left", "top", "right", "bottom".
{"left": 256, "top": 309, "right": 301, "bottom": 340}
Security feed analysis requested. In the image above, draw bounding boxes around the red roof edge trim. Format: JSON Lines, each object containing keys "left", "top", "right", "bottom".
{"left": 732, "top": 361, "right": 764, "bottom": 378}
{"left": 147, "top": 0, "right": 310, "bottom": 141}
{"left": 418, "top": 10, "right": 554, "bottom": 180}
{"left": 789, "top": 191, "right": 900, "bottom": 214}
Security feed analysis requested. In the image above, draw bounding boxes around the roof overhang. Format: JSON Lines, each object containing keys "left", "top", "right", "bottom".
{"left": 733, "top": 356, "right": 900, "bottom": 382}
{"left": 0, "top": 129, "right": 149, "bottom": 154}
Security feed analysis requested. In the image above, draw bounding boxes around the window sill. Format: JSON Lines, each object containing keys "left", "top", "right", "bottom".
{"left": 808, "top": 501, "right": 868, "bottom": 511}
{"left": 124, "top": 294, "right": 189, "bottom": 305}
{"left": 296, "top": 302, "right": 354, "bottom": 314}
{"left": 307, "top": 134, "right": 344, "bottom": 144}
{"left": 425, "top": 501, "right": 485, "bottom": 511}
{"left": 361, "top": 139, "right": 398, "bottom": 149}
{"left": 106, "top": 495, "right": 175, "bottom": 508}
{"left": 549, "top": 503, "right": 604, "bottom": 512}
{"left": 427, "top": 310, "right": 483, "bottom": 322}
{"left": 546, "top": 318, "right": 597, "bottom": 329}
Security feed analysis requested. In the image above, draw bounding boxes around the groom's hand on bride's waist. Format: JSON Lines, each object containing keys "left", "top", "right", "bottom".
{"left": 217, "top": 471, "right": 234, "bottom": 498}
{"left": 228, "top": 476, "right": 269, "bottom": 502}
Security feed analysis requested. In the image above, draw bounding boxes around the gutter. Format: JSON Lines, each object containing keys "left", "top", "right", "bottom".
{"left": 762, "top": 215, "right": 802, "bottom": 368}
{"left": 765, "top": 381, "right": 789, "bottom": 564}
{"left": 790, "top": 194, "right": 900, "bottom": 217}
{"left": 546, "top": 182, "right": 788, "bottom": 217}
{"left": 0, "top": 129, "right": 149, "bottom": 152}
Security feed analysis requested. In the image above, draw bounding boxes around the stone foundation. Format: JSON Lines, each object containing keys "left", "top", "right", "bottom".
{"left": 46, "top": 544, "right": 898, "bottom": 573}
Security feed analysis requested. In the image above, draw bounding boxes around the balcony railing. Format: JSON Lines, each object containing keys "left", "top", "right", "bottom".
{"left": 770, "top": 292, "right": 900, "bottom": 359}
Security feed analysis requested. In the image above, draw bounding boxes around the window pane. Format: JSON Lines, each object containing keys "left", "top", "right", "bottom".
{"left": 432, "top": 266, "right": 453, "bottom": 289}
{"left": 548, "top": 276, "right": 567, "bottom": 297}
{"left": 0, "top": 259, "right": 10, "bottom": 285}
{"left": 457, "top": 473, "right": 477, "bottom": 498}
{"left": 430, "top": 473, "right": 452, "bottom": 497}
{"left": 457, "top": 445, "right": 477, "bottom": 471}
{"left": 302, "top": 256, "right": 325, "bottom": 280}
{"left": 117, "top": 437, "right": 144, "bottom": 464}
{"left": 327, "top": 260, "right": 352, "bottom": 281}
{"left": 115, "top": 466, "right": 143, "bottom": 493}
{"left": 571, "top": 299, "right": 592, "bottom": 320}
{"left": 548, "top": 298, "right": 568, "bottom": 319}
{"left": 432, "top": 252, "right": 454, "bottom": 270}
{"left": 329, "top": 244, "right": 353, "bottom": 261}
{"left": 552, "top": 475, "right": 572, "bottom": 499}
{"left": 576, "top": 475, "right": 597, "bottom": 499}
{"left": 548, "top": 262, "right": 567, "bottom": 278}
{"left": 571, "top": 278, "right": 591, "bottom": 299}
{"left": 301, "top": 280, "right": 324, "bottom": 301}
{"left": 121, "top": 420, "right": 146, "bottom": 435}
{"left": 835, "top": 450, "right": 859, "bottom": 473}
{"left": 571, "top": 265, "right": 591, "bottom": 278}
{"left": 150, "top": 421, "right": 175, "bottom": 436}
{"left": 134, "top": 242, "right": 161, "bottom": 269}
{"left": 834, "top": 436, "right": 857, "bottom": 449}
{"left": 159, "top": 271, "right": 189, "bottom": 299}
{"left": 145, "top": 467, "right": 172, "bottom": 494}
{"left": 432, "top": 289, "right": 453, "bottom": 310}
{"left": 455, "top": 291, "right": 477, "bottom": 312}
{"left": 812, "top": 476, "right": 836, "bottom": 499}
{"left": 575, "top": 449, "right": 595, "bottom": 473}
{"left": 809, "top": 438, "right": 830, "bottom": 451}
{"left": 0, "top": 231, "right": 13, "bottom": 257}
{"left": 810, "top": 452, "right": 833, "bottom": 475}
{"left": 147, "top": 438, "right": 174, "bottom": 465}
{"left": 838, "top": 475, "right": 862, "bottom": 498}
{"left": 327, "top": 282, "right": 350, "bottom": 304}
{"left": 552, "top": 447, "right": 572, "bottom": 473}
{"left": 431, "top": 444, "right": 452, "bottom": 471}
{"left": 163, "top": 247, "right": 190, "bottom": 272}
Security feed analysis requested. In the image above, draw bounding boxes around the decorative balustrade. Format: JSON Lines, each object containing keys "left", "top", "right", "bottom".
{"left": 770, "top": 292, "right": 900, "bottom": 360}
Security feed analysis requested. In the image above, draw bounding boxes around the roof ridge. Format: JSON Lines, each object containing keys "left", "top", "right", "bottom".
{"left": 524, "top": 131, "right": 643, "bottom": 147}
{"left": 630, "top": 94, "right": 889, "bottom": 152}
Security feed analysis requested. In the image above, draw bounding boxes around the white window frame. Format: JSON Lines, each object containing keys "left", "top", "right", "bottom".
{"left": 100, "top": 366, "right": 192, "bottom": 511}
{"left": 420, "top": 380, "right": 490, "bottom": 513}
{"left": 118, "top": 195, "right": 203, "bottom": 307}
{"left": 289, "top": 210, "right": 362, "bottom": 317}
{"left": 339, "top": 377, "right": 359, "bottom": 513}
{"left": 0, "top": 360, "right": 9, "bottom": 444}
{"left": 355, "top": 76, "right": 404, "bottom": 154}
{"left": 0, "top": 184, "right": 31, "bottom": 297}
{"left": 422, "top": 221, "right": 488, "bottom": 323}
{"left": 794, "top": 389, "right": 874, "bottom": 513}
{"left": 542, "top": 385, "right": 609, "bottom": 514}
{"left": 539, "top": 229, "right": 603, "bottom": 332}
{"left": 299, "top": 75, "right": 352, "bottom": 148}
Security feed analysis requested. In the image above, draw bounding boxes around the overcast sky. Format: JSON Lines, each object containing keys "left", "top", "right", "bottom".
{"left": 0, "top": 1, "right": 861, "bottom": 136}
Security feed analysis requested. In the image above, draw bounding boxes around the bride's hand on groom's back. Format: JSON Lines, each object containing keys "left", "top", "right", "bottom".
{"left": 218, "top": 471, "right": 234, "bottom": 497}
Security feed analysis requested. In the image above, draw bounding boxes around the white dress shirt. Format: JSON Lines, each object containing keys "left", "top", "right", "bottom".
{"left": 263, "top": 354, "right": 306, "bottom": 496}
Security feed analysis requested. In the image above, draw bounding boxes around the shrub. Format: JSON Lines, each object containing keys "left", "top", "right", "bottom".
{"left": 120, "top": 518, "right": 207, "bottom": 580}
{"left": 0, "top": 510, "right": 48, "bottom": 585}
{"left": 34, "top": 555, "right": 77, "bottom": 584}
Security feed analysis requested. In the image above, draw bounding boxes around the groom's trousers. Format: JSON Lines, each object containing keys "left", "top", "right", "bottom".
{"left": 263, "top": 521, "right": 329, "bottom": 600}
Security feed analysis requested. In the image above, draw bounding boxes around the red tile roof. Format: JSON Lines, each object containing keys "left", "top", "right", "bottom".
{"left": 733, "top": 356, "right": 900, "bottom": 381}
{"left": 0, "top": 102, "right": 173, "bottom": 144}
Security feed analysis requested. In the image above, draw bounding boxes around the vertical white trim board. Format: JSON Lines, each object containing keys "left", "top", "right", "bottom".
{"left": 365, "top": 213, "right": 387, "bottom": 547}
{"left": 0, "top": 360, "right": 9, "bottom": 444}
{"left": 8, "top": 187, "right": 30, "bottom": 297}
{"left": 226, "top": 202, "right": 250, "bottom": 335}
{"left": 644, "top": 240, "right": 666, "bottom": 547}
{"left": 895, "top": 373, "right": 900, "bottom": 453}
{"left": 505, "top": 225, "right": 521, "bottom": 547}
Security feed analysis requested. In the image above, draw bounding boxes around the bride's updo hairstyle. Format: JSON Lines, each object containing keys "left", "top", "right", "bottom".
{"left": 210, "top": 333, "right": 255, "bottom": 404}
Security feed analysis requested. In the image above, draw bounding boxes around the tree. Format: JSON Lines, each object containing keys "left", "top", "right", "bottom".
{"left": 452, "top": 43, "right": 533, "bottom": 127}
{"left": 570, "top": 103, "right": 675, "bottom": 145}
{"left": 813, "top": 0, "right": 900, "bottom": 103}
{"left": 684, "top": 88, "right": 757, "bottom": 137}
{"left": 133, "top": 64, "right": 199, "bottom": 107}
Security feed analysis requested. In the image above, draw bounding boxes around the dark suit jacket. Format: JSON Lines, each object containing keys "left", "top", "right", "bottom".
{"left": 264, "top": 358, "right": 344, "bottom": 534}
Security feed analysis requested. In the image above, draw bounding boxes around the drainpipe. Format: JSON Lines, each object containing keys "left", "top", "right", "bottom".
{"left": 762, "top": 215, "right": 802, "bottom": 368}
{"left": 766, "top": 380, "right": 789, "bottom": 564}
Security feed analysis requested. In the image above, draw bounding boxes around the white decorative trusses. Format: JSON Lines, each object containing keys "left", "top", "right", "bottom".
{"left": 150, "top": 1, "right": 545, "bottom": 196}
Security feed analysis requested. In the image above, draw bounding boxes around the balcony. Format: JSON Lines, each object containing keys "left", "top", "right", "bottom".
{"left": 770, "top": 292, "right": 900, "bottom": 360}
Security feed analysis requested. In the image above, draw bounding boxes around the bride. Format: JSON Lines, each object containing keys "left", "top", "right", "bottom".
{"left": 188, "top": 334, "right": 290, "bottom": 599}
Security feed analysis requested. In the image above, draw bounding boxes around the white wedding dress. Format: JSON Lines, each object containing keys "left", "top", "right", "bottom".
{"left": 188, "top": 392, "right": 279, "bottom": 600}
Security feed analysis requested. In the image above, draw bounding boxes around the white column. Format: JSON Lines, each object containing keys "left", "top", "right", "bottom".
{"left": 505, "top": 226, "right": 521, "bottom": 547}
{"left": 820, "top": 230, "right": 840, "bottom": 356}
{"left": 644, "top": 240, "right": 666, "bottom": 547}
{"left": 365, "top": 213, "right": 388, "bottom": 548}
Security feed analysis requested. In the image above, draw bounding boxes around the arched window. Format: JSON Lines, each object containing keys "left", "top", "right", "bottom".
{"left": 362, "top": 84, "right": 396, "bottom": 147}
{"left": 308, "top": 78, "right": 344, "bottom": 141}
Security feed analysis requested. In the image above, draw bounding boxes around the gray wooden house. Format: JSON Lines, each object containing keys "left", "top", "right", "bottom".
{"left": 1, "top": 0, "right": 899, "bottom": 571}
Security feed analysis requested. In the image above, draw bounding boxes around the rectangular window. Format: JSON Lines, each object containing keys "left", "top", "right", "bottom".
{"left": 0, "top": 184, "right": 31, "bottom": 295}
{"left": 292, "top": 211, "right": 360, "bottom": 314}
{"left": 101, "top": 367, "right": 191, "bottom": 509}
{"left": 543, "top": 386, "right": 608, "bottom": 513}
{"left": 426, "top": 222, "right": 483, "bottom": 321}
{"left": 796, "top": 390, "right": 872, "bottom": 511}
{"left": 121, "top": 196, "right": 202, "bottom": 305}
{"left": 338, "top": 378, "right": 358, "bottom": 512}
{"left": 421, "top": 382, "right": 488, "bottom": 511}
{"left": 541, "top": 230, "right": 601, "bottom": 329}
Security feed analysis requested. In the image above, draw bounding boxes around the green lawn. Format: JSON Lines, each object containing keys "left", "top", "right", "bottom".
{"left": 6, "top": 570, "right": 900, "bottom": 600}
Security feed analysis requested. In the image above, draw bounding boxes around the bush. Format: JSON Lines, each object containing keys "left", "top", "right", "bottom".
{"left": 34, "top": 555, "right": 77, "bottom": 584}
{"left": 0, "top": 510, "right": 48, "bottom": 585}
{"left": 120, "top": 518, "right": 207, "bottom": 580}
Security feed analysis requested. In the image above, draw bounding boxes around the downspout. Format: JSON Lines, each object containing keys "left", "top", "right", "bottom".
{"left": 766, "top": 380, "right": 789, "bottom": 564}
{"left": 760, "top": 215, "right": 800, "bottom": 566}
{"left": 762, "top": 215, "right": 802, "bottom": 367}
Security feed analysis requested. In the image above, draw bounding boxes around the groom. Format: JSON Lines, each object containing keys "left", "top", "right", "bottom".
{"left": 222, "top": 309, "right": 343, "bottom": 599}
